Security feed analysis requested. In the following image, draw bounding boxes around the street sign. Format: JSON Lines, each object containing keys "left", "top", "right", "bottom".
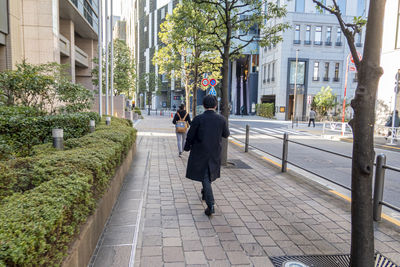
{"left": 349, "top": 66, "right": 356, "bottom": 72}
{"left": 201, "top": 78, "right": 209, "bottom": 87}
{"left": 210, "top": 78, "right": 217, "bottom": 87}
{"left": 350, "top": 51, "right": 362, "bottom": 64}
{"left": 209, "top": 87, "right": 217, "bottom": 96}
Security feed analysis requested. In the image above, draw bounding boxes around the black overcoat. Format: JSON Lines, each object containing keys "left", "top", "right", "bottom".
{"left": 184, "top": 110, "right": 230, "bottom": 182}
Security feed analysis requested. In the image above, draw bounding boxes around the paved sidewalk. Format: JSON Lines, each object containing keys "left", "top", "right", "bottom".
{"left": 91, "top": 114, "right": 400, "bottom": 266}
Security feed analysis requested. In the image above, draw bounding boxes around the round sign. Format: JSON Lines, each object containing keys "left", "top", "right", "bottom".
{"left": 209, "top": 78, "right": 217, "bottom": 87}
{"left": 350, "top": 51, "right": 362, "bottom": 64}
{"left": 201, "top": 78, "right": 209, "bottom": 87}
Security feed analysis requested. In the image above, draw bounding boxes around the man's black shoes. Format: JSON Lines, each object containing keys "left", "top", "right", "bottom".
{"left": 205, "top": 205, "right": 215, "bottom": 216}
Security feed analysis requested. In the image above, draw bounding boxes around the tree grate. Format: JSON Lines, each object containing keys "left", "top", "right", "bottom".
{"left": 269, "top": 253, "right": 397, "bottom": 267}
{"left": 224, "top": 159, "right": 252, "bottom": 169}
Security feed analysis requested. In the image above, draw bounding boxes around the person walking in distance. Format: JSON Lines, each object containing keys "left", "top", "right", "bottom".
{"left": 173, "top": 104, "right": 191, "bottom": 157}
{"left": 184, "top": 95, "right": 230, "bottom": 216}
{"left": 308, "top": 108, "right": 316, "bottom": 127}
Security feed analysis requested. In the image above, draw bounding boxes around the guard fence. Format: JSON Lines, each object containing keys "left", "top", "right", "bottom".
{"left": 230, "top": 123, "right": 400, "bottom": 222}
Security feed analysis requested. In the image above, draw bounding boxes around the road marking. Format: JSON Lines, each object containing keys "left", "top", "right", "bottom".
{"left": 230, "top": 140, "right": 244, "bottom": 147}
{"left": 381, "top": 214, "right": 400, "bottom": 227}
{"left": 329, "top": 190, "right": 352, "bottom": 202}
{"left": 262, "top": 156, "right": 282, "bottom": 168}
{"left": 329, "top": 190, "right": 400, "bottom": 227}
{"left": 230, "top": 128, "right": 245, "bottom": 134}
{"left": 381, "top": 145, "right": 400, "bottom": 150}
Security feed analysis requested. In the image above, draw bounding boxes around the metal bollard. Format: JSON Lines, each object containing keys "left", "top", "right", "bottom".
{"left": 106, "top": 116, "right": 111, "bottom": 126}
{"left": 89, "top": 120, "right": 95, "bottom": 133}
{"left": 373, "top": 154, "right": 387, "bottom": 221}
{"left": 245, "top": 125, "right": 250, "bottom": 152}
{"left": 52, "top": 129, "right": 64, "bottom": 150}
{"left": 281, "top": 133, "right": 289, "bottom": 172}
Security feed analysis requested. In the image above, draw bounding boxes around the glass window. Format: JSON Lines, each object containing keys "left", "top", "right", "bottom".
{"left": 315, "top": 26, "right": 322, "bottom": 43}
{"left": 326, "top": 27, "right": 332, "bottom": 42}
{"left": 295, "top": 0, "right": 305, "bottom": 12}
{"left": 276, "top": 0, "right": 280, "bottom": 7}
{"left": 295, "top": 25, "right": 300, "bottom": 41}
{"left": 263, "top": 65, "right": 266, "bottom": 82}
{"left": 268, "top": 64, "right": 271, "bottom": 80}
{"left": 290, "top": 61, "right": 305, "bottom": 85}
{"left": 336, "top": 28, "right": 342, "bottom": 43}
{"left": 161, "top": 8, "right": 165, "bottom": 19}
{"left": 324, "top": 62, "right": 329, "bottom": 79}
{"left": 306, "top": 25, "right": 311, "bottom": 41}
{"left": 357, "top": 32, "right": 362, "bottom": 44}
{"left": 337, "top": 0, "right": 346, "bottom": 14}
{"left": 313, "top": 62, "right": 319, "bottom": 81}
{"left": 357, "top": 0, "right": 366, "bottom": 16}
{"left": 335, "top": 63, "right": 340, "bottom": 80}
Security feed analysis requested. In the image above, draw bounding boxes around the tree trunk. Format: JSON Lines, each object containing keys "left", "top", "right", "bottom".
{"left": 220, "top": 44, "right": 230, "bottom": 166}
{"left": 185, "top": 73, "right": 190, "bottom": 113}
{"left": 193, "top": 64, "right": 199, "bottom": 117}
{"left": 349, "top": 1, "right": 385, "bottom": 266}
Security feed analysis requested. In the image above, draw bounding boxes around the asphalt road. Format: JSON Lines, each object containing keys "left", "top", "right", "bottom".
{"left": 229, "top": 118, "right": 400, "bottom": 211}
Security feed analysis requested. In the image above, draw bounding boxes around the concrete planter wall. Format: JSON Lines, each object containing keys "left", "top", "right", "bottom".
{"left": 62, "top": 143, "right": 137, "bottom": 267}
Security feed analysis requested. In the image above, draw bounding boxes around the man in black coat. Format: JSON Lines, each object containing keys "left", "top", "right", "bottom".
{"left": 184, "top": 95, "right": 230, "bottom": 216}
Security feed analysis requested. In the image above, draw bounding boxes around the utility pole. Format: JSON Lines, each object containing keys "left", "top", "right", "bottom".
{"left": 98, "top": 0, "right": 103, "bottom": 117}
{"left": 292, "top": 49, "right": 299, "bottom": 128}
{"left": 105, "top": 0, "right": 109, "bottom": 116}
{"left": 110, "top": 0, "right": 114, "bottom": 116}
{"left": 391, "top": 70, "right": 400, "bottom": 144}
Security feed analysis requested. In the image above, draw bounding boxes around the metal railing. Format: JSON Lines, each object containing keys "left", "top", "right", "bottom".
{"left": 322, "top": 121, "right": 352, "bottom": 135}
{"left": 230, "top": 124, "right": 400, "bottom": 222}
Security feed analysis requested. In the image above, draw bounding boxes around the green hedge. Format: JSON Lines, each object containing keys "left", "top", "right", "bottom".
{"left": 0, "top": 106, "right": 101, "bottom": 158}
{"left": 0, "top": 117, "right": 136, "bottom": 266}
{"left": 134, "top": 106, "right": 141, "bottom": 115}
{"left": 256, "top": 103, "right": 274, "bottom": 118}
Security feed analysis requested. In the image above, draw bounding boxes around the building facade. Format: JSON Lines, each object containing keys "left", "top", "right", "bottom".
{"left": 377, "top": 0, "right": 400, "bottom": 123}
{"left": 259, "top": 0, "right": 367, "bottom": 120}
{"left": 0, "top": 0, "right": 99, "bottom": 90}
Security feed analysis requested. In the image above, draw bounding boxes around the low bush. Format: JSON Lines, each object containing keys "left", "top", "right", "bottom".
{"left": 0, "top": 117, "right": 136, "bottom": 266}
{"left": 0, "top": 106, "right": 100, "bottom": 157}
{"left": 134, "top": 106, "right": 142, "bottom": 115}
{"left": 256, "top": 103, "right": 274, "bottom": 118}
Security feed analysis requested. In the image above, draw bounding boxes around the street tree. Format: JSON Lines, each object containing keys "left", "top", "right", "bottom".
{"left": 194, "top": 0, "right": 290, "bottom": 165}
{"left": 311, "top": 86, "right": 336, "bottom": 118}
{"left": 92, "top": 39, "right": 136, "bottom": 98}
{"left": 313, "top": 0, "right": 386, "bottom": 266}
{"left": 153, "top": 0, "right": 222, "bottom": 116}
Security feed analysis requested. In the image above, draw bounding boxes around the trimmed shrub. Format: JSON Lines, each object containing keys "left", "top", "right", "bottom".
{"left": 134, "top": 106, "right": 142, "bottom": 115}
{"left": 0, "top": 117, "right": 136, "bottom": 266}
{"left": 256, "top": 103, "right": 274, "bottom": 118}
{"left": 0, "top": 107, "right": 100, "bottom": 157}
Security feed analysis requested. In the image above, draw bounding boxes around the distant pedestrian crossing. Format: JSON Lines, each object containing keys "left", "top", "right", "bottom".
{"left": 229, "top": 126, "right": 314, "bottom": 137}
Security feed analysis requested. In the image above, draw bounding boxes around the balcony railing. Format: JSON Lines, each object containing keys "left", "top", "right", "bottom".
{"left": 75, "top": 46, "right": 89, "bottom": 67}
{"left": 356, "top": 43, "right": 363, "bottom": 47}
{"left": 323, "top": 77, "right": 329, "bottom": 81}
{"left": 312, "top": 77, "right": 320, "bottom": 81}
{"left": 335, "top": 41, "right": 342, "bottom": 46}
{"left": 325, "top": 41, "right": 332, "bottom": 46}
{"left": 333, "top": 77, "right": 340, "bottom": 82}
{"left": 314, "top": 41, "right": 322, "bottom": 45}
{"left": 59, "top": 34, "right": 70, "bottom": 57}
{"left": 304, "top": 40, "right": 311, "bottom": 45}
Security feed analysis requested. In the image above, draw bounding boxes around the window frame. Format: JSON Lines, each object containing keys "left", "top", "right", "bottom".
{"left": 324, "top": 62, "right": 329, "bottom": 81}
{"left": 334, "top": 63, "right": 340, "bottom": 81}
{"left": 314, "top": 26, "right": 322, "bottom": 45}
{"left": 313, "top": 62, "right": 320, "bottom": 81}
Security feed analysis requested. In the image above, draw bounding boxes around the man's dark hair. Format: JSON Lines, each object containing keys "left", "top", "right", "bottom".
{"left": 179, "top": 104, "right": 185, "bottom": 110}
{"left": 203, "top": 95, "right": 217, "bottom": 109}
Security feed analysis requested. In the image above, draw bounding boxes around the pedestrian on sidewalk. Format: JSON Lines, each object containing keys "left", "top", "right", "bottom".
{"left": 184, "top": 95, "right": 230, "bottom": 216}
{"left": 385, "top": 110, "right": 400, "bottom": 140}
{"left": 308, "top": 108, "right": 316, "bottom": 127}
{"left": 173, "top": 104, "right": 191, "bottom": 157}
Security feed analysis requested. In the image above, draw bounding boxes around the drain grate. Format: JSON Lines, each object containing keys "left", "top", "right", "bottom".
{"left": 269, "top": 253, "right": 397, "bottom": 267}
{"left": 224, "top": 159, "right": 252, "bottom": 169}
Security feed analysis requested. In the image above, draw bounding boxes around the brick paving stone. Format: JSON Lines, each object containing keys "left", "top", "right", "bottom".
{"left": 298, "top": 245, "right": 323, "bottom": 254}
{"left": 203, "top": 246, "right": 227, "bottom": 260}
{"left": 242, "top": 243, "right": 266, "bottom": 256}
{"left": 250, "top": 256, "right": 275, "bottom": 267}
{"left": 255, "top": 236, "right": 277, "bottom": 247}
{"left": 263, "top": 246, "right": 285, "bottom": 257}
{"left": 236, "top": 234, "right": 257, "bottom": 244}
{"left": 226, "top": 251, "right": 251, "bottom": 265}
{"left": 140, "top": 256, "right": 163, "bottom": 267}
{"left": 184, "top": 251, "right": 208, "bottom": 265}
{"left": 201, "top": 236, "right": 220, "bottom": 246}
{"left": 218, "top": 232, "right": 237, "bottom": 241}
{"left": 183, "top": 240, "right": 203, "bottom": 251}
{"left": 163, "top": 237, "right": 182, "bottom": 246}
{"left": 163, "top": 246, "right": 185, "bottom": 262}
{"left": 221, "top": 241, "right": 243, "bottom": 251}
{"left": 141, "top": 246, "right": 162, "bottom": 257}
{"left": 164, "top": 262, "right": 185, "bottom": 267}
{"left": 209, "top": 260, "right": 231, "bottom": 267}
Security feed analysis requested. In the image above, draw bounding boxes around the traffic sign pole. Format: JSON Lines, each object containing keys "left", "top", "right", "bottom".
{"left": 341, "top": 54, "right": 350, "bottom": 136}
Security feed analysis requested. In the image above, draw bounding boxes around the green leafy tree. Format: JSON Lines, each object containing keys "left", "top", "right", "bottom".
{"left": 311, "top": 86, "right": 336, "bottom": 118}
{"left": 137, "top": 72, "right": 162, "bottom": 108}
{"left": 313, "top": 1, "right": 386, "bottom": 265}
{"left": 92, "top": 39, "right": 136, "bottom": 98}
{"left": 194, "top": 0, "right": 290, "bottom": 164}
{"left": 0, "top": 61, "right": 93, "bottom": 113}
{"left": 153, "top": 0, "right": 222, "bottom": 116}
